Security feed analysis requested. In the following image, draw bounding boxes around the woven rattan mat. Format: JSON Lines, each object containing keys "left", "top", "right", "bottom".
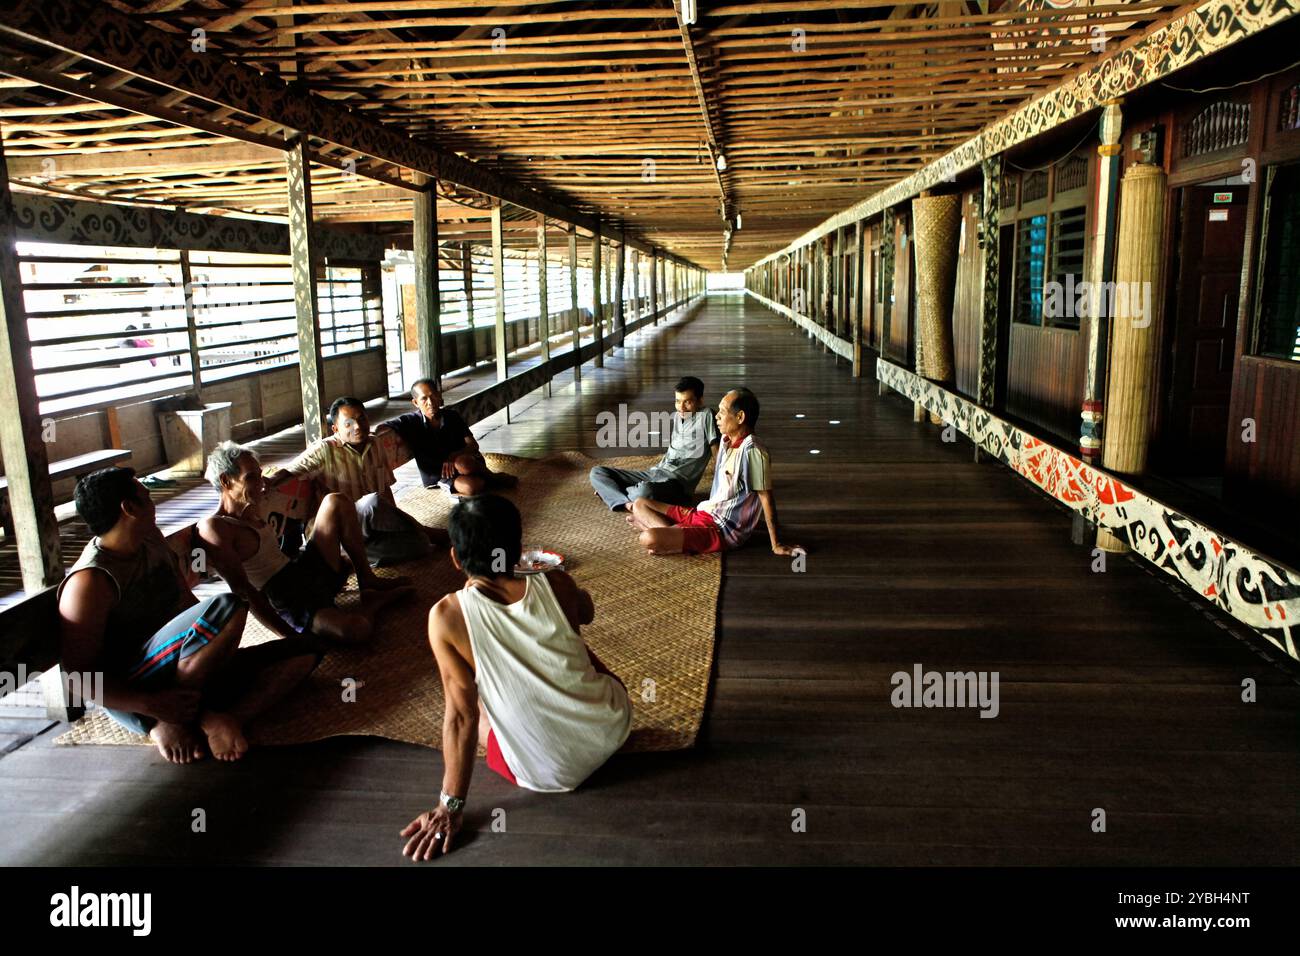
{"left": 57, "top": 452, "right": 721, "bottom": 753}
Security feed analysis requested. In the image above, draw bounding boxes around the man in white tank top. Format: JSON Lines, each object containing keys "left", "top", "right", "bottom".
{"left": 402, "top": 495, "right": 631, "bottom": 860}
{"left": 198, "top": 442, "right": 410, "bottom": 643}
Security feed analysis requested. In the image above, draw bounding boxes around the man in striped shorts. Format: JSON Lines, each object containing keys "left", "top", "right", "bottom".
{"left": 627, "top": 388, "right": 802, "bottom": 558}
{"left": 58, "top": 468, "right": 321, "bottom": 764}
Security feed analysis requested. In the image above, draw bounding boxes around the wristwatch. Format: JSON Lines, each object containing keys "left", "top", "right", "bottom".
{"left": 440, "top": 791, "right": 465, "bottom": 813}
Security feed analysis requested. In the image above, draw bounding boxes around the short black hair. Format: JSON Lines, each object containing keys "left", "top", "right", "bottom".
{"left": 327, "top": 396, "right": 366, "bottom": 427}
{"left": 74, "top": 467, "right": 141, "bottom": 536}
{"left": 410, "top": 378, "right": 440, "bottom": 399}
{"left": 727, "top": 387, "right": 760, "bottom": 429}
{"left": 449, "top": 494, "right": 522, "bottom": 579}
{"left": 675, "top": 376, "right": 704, "bottom": 401}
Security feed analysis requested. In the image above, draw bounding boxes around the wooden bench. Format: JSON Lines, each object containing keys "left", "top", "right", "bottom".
{"left": 0, "top": 448, "right": 132, "bottom": 540}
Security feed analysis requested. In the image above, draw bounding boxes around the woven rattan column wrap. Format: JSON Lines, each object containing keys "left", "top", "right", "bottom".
{"left": 1102, "top": 162, "right": 1166, "bottom": 477}
{"left": 910, "top": 194, "right": 961, "bottom": 382}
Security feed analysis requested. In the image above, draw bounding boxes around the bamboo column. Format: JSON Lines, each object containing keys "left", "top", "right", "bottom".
{"left": 1098, "top": 162, "right": 1167, "bottom": 553}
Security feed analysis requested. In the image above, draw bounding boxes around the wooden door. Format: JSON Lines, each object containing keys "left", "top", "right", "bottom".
{"left": 1163, "top": 184, "right": 1250, "bottom": 475}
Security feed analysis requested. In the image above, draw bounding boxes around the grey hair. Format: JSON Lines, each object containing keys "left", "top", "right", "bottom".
{"left": 205, "top": 440, "right": 258, "bottom": 492}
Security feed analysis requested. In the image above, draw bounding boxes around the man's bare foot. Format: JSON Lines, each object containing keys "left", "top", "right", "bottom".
{"left": 148, "top": 722, "right": 204, "bottom": 764}
{"left": 361, "top": 573, "right": 412, "bottom": 591}
{"left": 199, "top": 712, "right": 248, "bottom": 762}
{"left": 361, "top": 585, "right": 414, "bottom": 618}
{"left": 625, "top": 512, "right": 648, "bottom": 532}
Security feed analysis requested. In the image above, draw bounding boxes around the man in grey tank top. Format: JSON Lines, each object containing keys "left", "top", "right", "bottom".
{"left": 58, "top": 468, "right": 321, "bottom": 764}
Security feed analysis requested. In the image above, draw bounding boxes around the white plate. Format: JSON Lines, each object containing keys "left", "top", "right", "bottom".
{"left": 514, "top": 548, "right": 565, "bottom": 574}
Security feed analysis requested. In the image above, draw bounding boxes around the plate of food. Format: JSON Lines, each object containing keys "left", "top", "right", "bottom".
{"left": 515, "top": 548, "right": 565, "bottom": 574}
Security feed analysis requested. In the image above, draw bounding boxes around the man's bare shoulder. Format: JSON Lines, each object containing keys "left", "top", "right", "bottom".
{"left": 196, "top": 514, "right": 255, "bottom": 553}
{"left": 58, "top": 565, "right": 116, "bottom": 614}
{"left": 429, "top": 592, "right": 467, "bottom": 641}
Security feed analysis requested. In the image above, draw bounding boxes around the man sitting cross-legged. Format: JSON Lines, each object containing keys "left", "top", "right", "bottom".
{"left": 272, "top": 396, "right": 443, "bottom": 566}
{"left": 197, "top": 441, "right": 411, "bottom": 645}
{"left": 379, "top": 378, "right": 514, "bottom": 497}
{"left": 589, "top": 375, "right": 720, "bottom": 512}
{"left": 58, "top": 467, "right": 321, "bottom": 764}
{"left": 401, "top": 495, "right": 631, "bottom": 860}
{"left": 627, "top": 387, "right": 802, "bottom": 558}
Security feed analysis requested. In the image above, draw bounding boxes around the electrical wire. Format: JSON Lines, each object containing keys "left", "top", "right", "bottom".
{"left": 1004, "top": 117, "right": 1101, "bottom": 173}
{"left": 1160, "top": 56, "right": 1300, "bottom": 93}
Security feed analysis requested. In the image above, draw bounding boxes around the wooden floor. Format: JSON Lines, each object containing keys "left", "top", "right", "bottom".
{"left": 1, "top": 293, "right": 1297, "bottom": 866}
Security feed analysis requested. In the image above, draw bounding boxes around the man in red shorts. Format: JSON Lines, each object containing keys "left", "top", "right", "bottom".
{"left": 627, "top": 388, "right": 801, "bottom": 557}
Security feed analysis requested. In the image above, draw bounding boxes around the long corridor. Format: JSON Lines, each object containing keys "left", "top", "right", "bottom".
{"left": 1, "top": 294, "right": 1296, "bottom": 866}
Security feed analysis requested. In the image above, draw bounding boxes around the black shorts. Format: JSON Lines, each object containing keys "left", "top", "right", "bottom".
{"left": 263, "top": 541, "right": 349, "bottom": 632}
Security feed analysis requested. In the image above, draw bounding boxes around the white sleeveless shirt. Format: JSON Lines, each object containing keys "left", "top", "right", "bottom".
{"left": 460, "top": 574, "right": 632, "bottom": 792}
{"left": 212, "top": 509, "right": 288, "bottom": 589}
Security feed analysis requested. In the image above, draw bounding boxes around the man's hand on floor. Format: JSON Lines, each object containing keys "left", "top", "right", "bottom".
{"left": 401, "top": 806, "right": 463, "bottom": 861}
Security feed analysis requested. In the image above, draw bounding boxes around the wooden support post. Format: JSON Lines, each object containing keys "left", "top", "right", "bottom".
{"left": 568, "top": 223, "right": 580, "bottom": 381}
{"left": 880, "top": 207, "right": 896, "bottom": 361}
{"left": 1071, "top": 513, "right": 1091, "bottom": 546}
{"left": 614, "top": 234, "right": 626, "bottom": 348}
{"left": 591, "top": 230, "right": 603, "bottom": 367}
{"left": 461, "top": 240, "right": 476, "bottom": 368}
{"left": 1081, "top": 100, "right": 1124, "bottom": 464}
{"left": 977, "top": 157, "right": 1002, "bottom": 409}
{"left": 650, "top": 250, "right": 659, "bottom": 326}
{"left": 285, "top": 136, "right": 326, "bottom": 441}
{"left": 852, "top": 220, "right": 864, "bottom": 378}
{"left": 631, "top": 248, "right": 640, "bottom": 327}
{"left": 0, "top": 134, "right": 62, "bottom": 591}
{"left": 491, "top": 199, "right": 507, "bottom": 384}
{"left": 536, "top": 213, "right": 550, "bottom": 398}
{"left": 413, "top": 175, "right": 442, "bottom": 388}
{"left": 179, "top": 249, "right": 202, "bottom": 395}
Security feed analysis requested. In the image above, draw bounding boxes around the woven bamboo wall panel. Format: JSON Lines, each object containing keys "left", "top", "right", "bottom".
{"left": 911, "top": 194, "right": 962, "bottom": 383}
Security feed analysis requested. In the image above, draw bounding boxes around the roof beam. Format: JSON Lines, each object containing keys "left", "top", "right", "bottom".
{"left": 672, "top": 0, "right": 734, "bottom": 267}
{"left": 0, "top": 0, "right": 699, "bottom": 267}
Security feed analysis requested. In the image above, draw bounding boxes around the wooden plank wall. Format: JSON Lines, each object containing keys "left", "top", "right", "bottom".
{"left": 1225, "top": 356, "right": 1300, "bottom": 524}
{"left": 1006, "top": 326, "right": 1085, "bottom": 443}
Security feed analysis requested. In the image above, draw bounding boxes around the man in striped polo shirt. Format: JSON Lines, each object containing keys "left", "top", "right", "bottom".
{"left": 627, "top": 388, "right": 801, "bottom": 557}
{"left": 275, "top": 397, "right": 440, "bottom": 568}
